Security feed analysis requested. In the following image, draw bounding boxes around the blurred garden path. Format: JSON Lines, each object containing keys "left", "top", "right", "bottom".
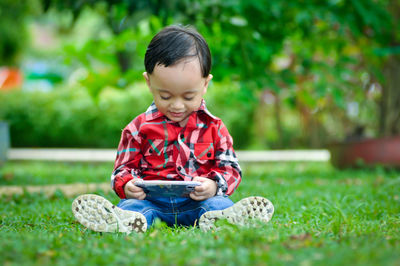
{"left": 0, "top": 182, "right": 110, "bottom": 197}
{"left": 8, "top": 148, "right": 330, "bottom": 162}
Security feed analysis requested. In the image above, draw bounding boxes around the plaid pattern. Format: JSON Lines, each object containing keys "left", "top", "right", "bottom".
{"left": 111, "top": 100, "right": 242, "bottom": 199}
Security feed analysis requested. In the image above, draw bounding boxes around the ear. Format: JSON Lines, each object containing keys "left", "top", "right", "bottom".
{"left": 143, "top": 72, "right": 151, "bottom": 89}
{"left": 203, "top": 74, "right": 213, "bottom": 94}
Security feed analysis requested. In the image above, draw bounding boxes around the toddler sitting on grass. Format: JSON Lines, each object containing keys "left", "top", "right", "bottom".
{"left": 72, "top": 25, "right": 274, "bottom": 233}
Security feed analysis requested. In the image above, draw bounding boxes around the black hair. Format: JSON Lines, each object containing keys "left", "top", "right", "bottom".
{"left": 144, "top": 25, "right": 211, "bottom": 77}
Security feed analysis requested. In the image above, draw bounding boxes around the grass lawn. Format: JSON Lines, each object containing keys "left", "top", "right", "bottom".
{"left": 0, "top": 161, "right": 399, "bottom": 265}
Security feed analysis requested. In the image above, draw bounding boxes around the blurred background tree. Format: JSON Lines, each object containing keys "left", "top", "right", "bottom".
{"left": 0, "top": 1, "right": 33, "bottom": 66}
{"left": 0, "top": 0, "right": 399, "bottom": 149}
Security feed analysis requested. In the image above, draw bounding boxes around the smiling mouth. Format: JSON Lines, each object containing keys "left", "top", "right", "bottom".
{"left": 170, "top": 111, "right": 185, "bottom": 117}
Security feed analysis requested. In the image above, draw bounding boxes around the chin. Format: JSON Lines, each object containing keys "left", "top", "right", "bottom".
{"left": 170, "top": 115, "right": 190, "bottom": 126}
{"left": 166, "top": 116, "right": 181, "bottom": 122}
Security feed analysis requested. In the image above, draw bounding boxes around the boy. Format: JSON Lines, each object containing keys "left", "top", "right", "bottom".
{"left": 72, "top": 25, "right": 274, "bottom": 233}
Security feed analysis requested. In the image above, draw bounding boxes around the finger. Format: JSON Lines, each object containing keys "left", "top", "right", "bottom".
{"left": 125, "top": 181, "right": 134, "bottom": 189}
{"left": 191, "top": 189, "right": 203, "bottom": 195}
{"left": 128, "top": 184, "right": 144, "bottom": 193}
{"left": 195, "top": 185, "right": 206, "bottom": 192}
{"left": 132, "top": 189, "right": 145, "bottom": 197}
{"left": 125, "top": 190, "right": 136, "bottom": 199}
{"left": 137, "top": 192, "right": 146, "bottom": 200}
{"left": 190, "top": 193, "right": 204, "bottom": 201}
{"left": 131, "top": 191, "right": 146, "bottom": 200}
{"left": 192, "top": 191, "right": 208, "bottom": 200}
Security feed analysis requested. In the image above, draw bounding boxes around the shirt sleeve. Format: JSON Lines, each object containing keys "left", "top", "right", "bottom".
{"left": 111, "top": 120, "right": 143, "bottom": 199}
{"left": 207, "top": 121, "right": 242, "bottom": 196}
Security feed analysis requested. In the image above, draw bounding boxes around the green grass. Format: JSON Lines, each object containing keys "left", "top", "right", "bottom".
{"left": 0, "top": 161, "right": 113, "bottom": 185}
{"left": 0, "top": 161, "right": 399, "bottom": 265}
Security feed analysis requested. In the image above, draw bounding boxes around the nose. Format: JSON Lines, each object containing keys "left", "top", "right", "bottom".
{"left": 170, "top": 98, "right": 184, "bottom": 110}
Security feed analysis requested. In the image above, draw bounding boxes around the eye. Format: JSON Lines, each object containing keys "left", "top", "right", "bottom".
{"left": 160, "top": 96, "right": 170, "bottom": 100}
{"left": 184, "top": 94, "right": 195, "bottom": 101}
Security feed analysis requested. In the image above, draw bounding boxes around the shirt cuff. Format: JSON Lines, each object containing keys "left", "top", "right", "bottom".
{"left": 208, "top": 171, "right": 228, "bottom": 196}
{"left": 113, "top": 174, "right": 134, "bottom": 199}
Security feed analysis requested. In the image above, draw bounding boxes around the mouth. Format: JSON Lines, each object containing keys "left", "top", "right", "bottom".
{"left": 169, "top": 111, "right": 185, "bottom": 118}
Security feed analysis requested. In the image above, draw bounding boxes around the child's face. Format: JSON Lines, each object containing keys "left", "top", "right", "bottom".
{"left": 143, "top": 58, "right": 212, "bottom": 127}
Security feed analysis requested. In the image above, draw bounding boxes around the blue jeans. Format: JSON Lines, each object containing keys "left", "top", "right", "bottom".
{"left": 117, "top": 196, "right": 234, "bottom": 228}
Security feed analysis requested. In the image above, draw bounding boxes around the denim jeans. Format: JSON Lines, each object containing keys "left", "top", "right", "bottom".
{"left": 117, "top": 196, "right": 234, "bottom": 228}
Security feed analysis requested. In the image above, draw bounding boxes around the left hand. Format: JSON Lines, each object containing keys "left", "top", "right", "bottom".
{"left": 190, "top": 176, "right": 217, "bottom": 201}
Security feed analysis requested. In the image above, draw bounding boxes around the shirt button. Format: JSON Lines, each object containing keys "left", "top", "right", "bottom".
{"left": 207, "top": 152, "right": 212, "bottom": 158}
{"left": 149, "top": 148, "right": 153, "bottom": 154}
{"left": 180, "top": 134, "right": 184, "bottom": 139}
{"left": 177, "top": 166, "right": 182, "bottom": 171}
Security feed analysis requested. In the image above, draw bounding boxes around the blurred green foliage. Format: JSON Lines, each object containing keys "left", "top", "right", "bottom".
{"left": 0, "top": 85, "right": 150, "bottom": 147}
{"left": 1, "top": 0, "right": 399, "bottom": 148}
{"left": 0, "top": 82, "right": 259, "bottom": 148}
{"left": 0, "top": 79, "right": 361, "bottom": 149}
{"left": 0, "top": 1, "right": 36, "bottom": 65}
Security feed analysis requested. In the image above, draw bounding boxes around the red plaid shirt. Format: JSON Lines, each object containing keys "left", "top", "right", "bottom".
{"left": 111, "top": 100, "right": 242, "bottom": 199}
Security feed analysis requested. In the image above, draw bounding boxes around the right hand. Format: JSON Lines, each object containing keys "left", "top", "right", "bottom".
{"left": 124, "top": 180, "right": 146, "bottom": 200}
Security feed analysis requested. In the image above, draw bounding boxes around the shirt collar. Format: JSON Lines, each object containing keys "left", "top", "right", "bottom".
{"left": 144, "top": 99, "right": 217, "bottom": 122}
{"left": 144, "top": 102, "right": 163, "bottom": 121}
{"left": 197, "top": 99, "right": 218, "bottom": 120}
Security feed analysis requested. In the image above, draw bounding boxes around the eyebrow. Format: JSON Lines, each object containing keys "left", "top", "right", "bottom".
{"left": 157, "top": 89, "right": 198, "bottom": 94}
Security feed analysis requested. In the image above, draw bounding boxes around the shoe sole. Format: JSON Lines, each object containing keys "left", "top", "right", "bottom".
{"left": 199, "top": 196, "right": 274, "bottom": 231}
{"left": 72, "top": 194, "right": 147, "bottom": 234}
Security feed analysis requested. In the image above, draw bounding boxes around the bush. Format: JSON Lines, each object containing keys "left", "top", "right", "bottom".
{"left": 0, "top": 82, "right": 253, "bottom": 149}
{"left": 0, "top": 84, "right": 151, "bottom": 148}
{"left": 205, "top": 82, "right": 256, "bottom": 149}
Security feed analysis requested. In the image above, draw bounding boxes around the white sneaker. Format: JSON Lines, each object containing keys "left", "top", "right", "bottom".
{"left": 199, "top": 196, "right": 274, "bottom": 231}
{"left": 72, "top": 194, "right": 147, "bottom": 234}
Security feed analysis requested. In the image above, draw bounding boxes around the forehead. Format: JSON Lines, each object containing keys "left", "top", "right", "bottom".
{"left": 150, "top": 58, "right": 204, "bottom": 93}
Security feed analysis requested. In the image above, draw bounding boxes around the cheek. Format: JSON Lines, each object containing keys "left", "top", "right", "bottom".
{"left": 160, "top": 101, "right": 169, "bottom": 109}
{"left": 154, "top": 99, "right": 168, "bottom": 110}
{"left": 188, "top": 99, "right": 202, "bottom": 110}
